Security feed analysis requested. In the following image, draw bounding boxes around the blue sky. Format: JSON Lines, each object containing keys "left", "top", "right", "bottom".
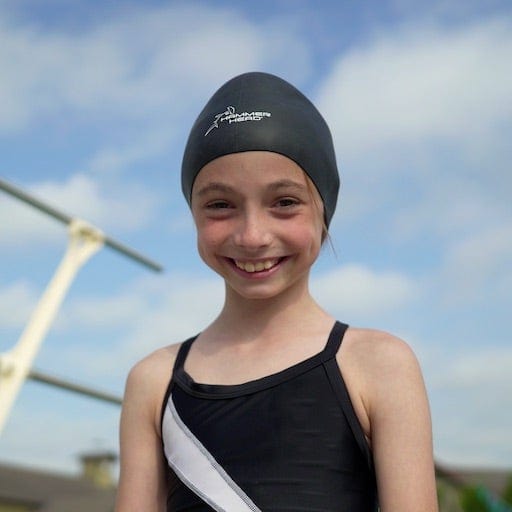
{"left": 0, "top": 0, "right": 511, "bottom": 475}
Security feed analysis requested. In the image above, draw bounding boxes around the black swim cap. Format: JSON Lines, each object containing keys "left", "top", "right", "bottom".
{"left": 181, "top": 72, "right": 340, "bottom": 226}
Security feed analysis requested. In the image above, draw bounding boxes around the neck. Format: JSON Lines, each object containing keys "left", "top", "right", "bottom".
{"left": 208, "top": 279, "right": 332, "bottom": 343}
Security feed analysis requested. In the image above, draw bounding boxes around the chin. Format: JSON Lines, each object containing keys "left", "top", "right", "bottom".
{"left": 226, "top": 285, "right": 279, "bottom": 301}
{"left": 226, "top": 275, "right": 309, "bottom": 302}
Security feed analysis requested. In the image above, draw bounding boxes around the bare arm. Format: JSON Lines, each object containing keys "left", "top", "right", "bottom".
{"left": 115, "top": 347, "right": 178, "bottom": 512}
{"left": 340, "top": 329, "right": 438, "bottom": 512}
{"left": 369, "top": 333, "right": 438, "bottom": 511}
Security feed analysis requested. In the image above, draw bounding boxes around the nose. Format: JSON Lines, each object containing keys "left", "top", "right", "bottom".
{"left": 233, "top": 208, "right": 272, "bottom": 250}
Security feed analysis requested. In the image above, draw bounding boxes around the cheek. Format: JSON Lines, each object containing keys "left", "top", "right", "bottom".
{"left": 285, "top": 218, "right": 323, "bottom": 252}
{"left": 196, "top": 233, "right": 216, "bottom": 269}
{"left": 195, "top": 222, "right": 226, "bottom": 257}
{"left": 306, "top": 207, "right": 325, "bottom": 240}
{"left": 308, "top": 220, "right": 325, "bottom": 255}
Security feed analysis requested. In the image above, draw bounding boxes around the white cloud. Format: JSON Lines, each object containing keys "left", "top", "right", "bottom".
{"left": 56, "top": 272, "right": 221, "bottom": 336}
{"left": 0, "top": 388, "right": 120, "bottom": 475}
{"left": 312, "top": 263, "right": 417, "bottom": 320}
{"left": 0, "top": 173, "right": 160, "bottom": 248}
{"left": 39, "top": 272, "right": 224, "bottom": 381}
{"left": 426, "top": 335, "right": 512, "bottom": 390}
{"left": 124, "top": 274, "right": 224, "bottom": 347}
{"left": 85, "top": 128, "right": 175, "bottom": 177}
{"left": 315, "top": 17, "right": 511, "bottom": 322}
{"left": 440, "top": 222, "right": 512, "bottom": 304}
{"left": 433, "top": 405, "right": 512, "bottom": 469}
{"left": 101, "top": 273, "right": 224, "bottom": 367}
{"left": 34, "top": 174, "right": 159, "bottom": 230}
{"left": 0, "top": 4, "right": 312, "bottom": 133}
{"left": 430, "top": 344, "right": 512, "bottom": 468}
{"left": 391, "top": 175, "right": 512, "bottom": 242}
{"left": 0, "top": 187, "right": 63, "bottom": 248}
{"left": 447, "top": 347, "right": 512, "bottom": 388}
{"left": 0, "top": 280, "right": 38, "bottom": 330}
{"left": 404, "top": 330, "right": 512, "bottom": 468}
{"left": 59, "top": 293, "right": 149, "bottom": 331}
{"left": 316, "top": 17, "right": 512, "bottom": 159}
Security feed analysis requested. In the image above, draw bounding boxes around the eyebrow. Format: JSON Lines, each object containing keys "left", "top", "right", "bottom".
{"left": 194, "top": 182, "right": 236, "bottom": 197}
{"left": 267, "top": 179, "right": 308, "bottom": 193}
{"left": 195, "top": 179, "right": 307, "bottom": 197}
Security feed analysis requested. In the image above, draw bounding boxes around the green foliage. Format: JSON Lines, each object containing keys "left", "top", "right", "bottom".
{"left": 437, "top": 480, "right": 447, "bottom": 503}
{"left": 459, "top": 486, "right": 491, "bottom": 512}
{"left": 502, "top": 475, "right": 512, "bottom": 506}
{"left": 459, "top": 484, "right": 512, "bottom": 512}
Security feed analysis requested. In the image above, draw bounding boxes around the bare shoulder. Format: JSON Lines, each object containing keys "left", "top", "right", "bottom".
{"left": 117, "top": 344, "right": 182, "bottom": 511}
{"left": 341, "top": 327, "right": 421, "bottom": 379}
{"left": 123, "top": 343, "right": 182, "bottom": 430}
{"left": 346, "top": 327, "right": 428, "bottom": 418}
{"left": 337, "top": 327, "right": 426, "bottom": 439}
{"left": 343, "top": 327, "right": 425, "bottom": 405}
{"left": 341, "top": 328, "right": 437, "bottom": 511}
{"left": 126, "top": 343, "right": 181, "bottom": 390}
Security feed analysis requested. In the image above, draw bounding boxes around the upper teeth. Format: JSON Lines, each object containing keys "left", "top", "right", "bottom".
{"left": 235, "top": 259, "right": 279, "bottom": 273}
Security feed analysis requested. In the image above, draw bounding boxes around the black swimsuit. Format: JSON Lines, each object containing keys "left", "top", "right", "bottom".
{"left": 161, "top": 321, "right": 378, "bottom": 511}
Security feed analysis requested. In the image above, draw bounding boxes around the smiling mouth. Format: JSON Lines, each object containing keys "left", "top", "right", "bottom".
{"left": 233, "top": 258, "right": 281, "bottom": 273}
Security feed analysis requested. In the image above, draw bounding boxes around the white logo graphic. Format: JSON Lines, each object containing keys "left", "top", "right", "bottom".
{"left": 205, "top": 106, "right": 271, "bottom": 136}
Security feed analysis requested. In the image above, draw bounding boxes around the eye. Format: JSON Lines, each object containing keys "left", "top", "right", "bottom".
{"left": 206, "top": 200, "right": 232, "bottom": 209}
{"left": 275, "top": 197, "right": 300, "bottom": 208}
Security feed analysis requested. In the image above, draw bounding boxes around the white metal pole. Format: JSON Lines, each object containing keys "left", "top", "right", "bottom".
{"left": 0, "top": 218, "right": 105, "bottom": 434}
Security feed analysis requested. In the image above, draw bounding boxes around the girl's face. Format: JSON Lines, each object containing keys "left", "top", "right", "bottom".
{"left": 191, "top": 151, "right": 324, "bottom": 301}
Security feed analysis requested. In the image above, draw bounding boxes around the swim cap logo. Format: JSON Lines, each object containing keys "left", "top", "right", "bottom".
{"left": 205, "top": 106, "right": 271, "bottom": 136}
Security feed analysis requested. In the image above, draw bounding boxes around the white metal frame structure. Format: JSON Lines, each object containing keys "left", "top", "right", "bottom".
{"left": 0, "top": 178, "right": 162, "bottom": 434}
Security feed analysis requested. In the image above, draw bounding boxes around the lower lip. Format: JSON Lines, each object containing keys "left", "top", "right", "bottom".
{"left": 228, "top": 258, "right": 286, "bottom": 279}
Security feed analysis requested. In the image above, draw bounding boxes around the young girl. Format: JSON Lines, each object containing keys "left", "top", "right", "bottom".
{"left": 115, "top": 72, "right": 438, "bottom": 512}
